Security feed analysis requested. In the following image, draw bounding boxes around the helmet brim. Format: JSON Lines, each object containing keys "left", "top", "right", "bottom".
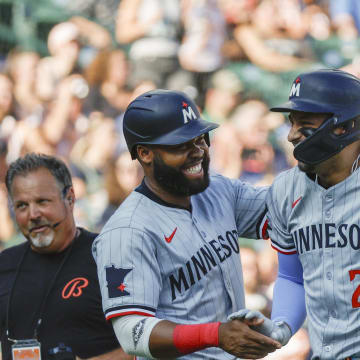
{"left": 138, "top": 118, "right": 219, "bottom": 146}
{"left": 270, "top": 99, "right": 334, "bottom": 114}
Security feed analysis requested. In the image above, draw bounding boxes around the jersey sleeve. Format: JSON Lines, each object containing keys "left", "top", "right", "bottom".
{"left": 231, "top": 179, "right": 269, "bottom": 239}
{"left": 92, "top": 227, "right": 161, "bottom": 321}
{"left": 266, "top": 176, "right": 297, "bottom": 254}
{"left": 271, "top": 253, "right": 306, "bottom": 335}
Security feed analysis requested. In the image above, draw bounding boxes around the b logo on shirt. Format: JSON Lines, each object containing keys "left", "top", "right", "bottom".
{"left": 62, "top": 277, "right": 89, "bottom": 299}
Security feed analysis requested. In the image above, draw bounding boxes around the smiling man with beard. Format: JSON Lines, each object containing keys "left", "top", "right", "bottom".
{"left": 92, "top": 90, "right": 281, "bottom": 360}
{"left": 0, "top": 153, "right": 132, "bottom": 360}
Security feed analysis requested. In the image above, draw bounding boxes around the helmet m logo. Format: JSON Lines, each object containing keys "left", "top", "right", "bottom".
{"left": 182, "top": 101, "right": 197, "bottom": 123}
{"left": 289, "top": 78, "right": 301, "bottom": 97}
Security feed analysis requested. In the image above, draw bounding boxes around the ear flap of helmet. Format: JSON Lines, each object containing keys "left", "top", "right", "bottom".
{"left": 294, "top": 116, "right": 360, "bottom": 165}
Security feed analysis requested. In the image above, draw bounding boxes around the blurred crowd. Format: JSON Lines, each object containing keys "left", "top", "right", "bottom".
{"left": 1, "top": 0, "right": 360, "bottom": 357}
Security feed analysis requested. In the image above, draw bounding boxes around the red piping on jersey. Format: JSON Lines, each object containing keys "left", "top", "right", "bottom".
{"left": 271, "top": 244, "right": 297, "bottom": 255}
{"left": 106, "top": 311, "right": 155, "bottom": 321}
{"left": 262, "top": 219, "right": 269, "bottom": 240}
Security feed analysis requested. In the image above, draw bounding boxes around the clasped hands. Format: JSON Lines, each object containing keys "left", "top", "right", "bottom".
{"left": 228, "top": 309, "right": 292, "bottom": 346}
{"left": 218, "top": 309, "right": 291, "bottom": 359}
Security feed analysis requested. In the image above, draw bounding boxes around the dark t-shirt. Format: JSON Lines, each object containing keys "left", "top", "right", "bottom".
{"left": 0, "top": 228, "right": 119, "bottom": 360}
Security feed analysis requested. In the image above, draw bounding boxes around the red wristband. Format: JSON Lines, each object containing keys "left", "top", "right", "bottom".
{"left": 173, "top": 322, "right": 221, "bottom": 355}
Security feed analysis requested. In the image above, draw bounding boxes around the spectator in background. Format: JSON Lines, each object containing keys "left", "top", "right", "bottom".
{"left": 0, "top": 74, "right": 15, "bottom": 124}
{"left": 36, "top": 20, "right": 110, "bottom": 102}
{"left": 83, "top": 48, "right": 132, "bottom": 118}
{"left": 97, "top": 150, "right": 143, "bottom": 229}
{"left": 116, "top": 0, "right": 183, "bottom": 89}
{"left": 57, "top": 0, "right": 122, "bottom": 34}
{"left": 230, "top": 99, "right": 289, "bottom": 185}
{"left": 301, "top": 1, "right": 331, "bottom": 41}
{"left": 330, "top": 0, "right": 360, "bottom": 41}
{"left": 0, "top": 139, "right": 8, "bottom": 183}
{"left": 202, "top": 68, "right": 243, "bottom": 124}
{"left": 68, "top": 163, "right": 94, "bottom": 230}
{"left": 204, "top": 70, "right": 244, "bottom": 179}
{"left": 220, "top": 0, "right": 312, "bottom": 73}
{"left": 5, "top": 50, "right": 41, "bottom": 119}
{"left": 0, "top": 74, "right": 18, "bottom": 159}
{"left": 330, "top": 1, "right": 360, "bottom": 77}
{"left": 0, "top": 183, "right": 14, "bottom": 245}
{"left": 175, "top": 0, "right": 227, "bottom": 107}
{"left": 240, "top": 246, "right": 272, "bottom": 318}
{"left": 0, "top": 153, "right": 132, "bottom": 360}
{"left": 70, "top": 112, "right": 118, "bottom": 175}
{"left": 69, "top": 113, "right": 121, "bottom": 228}
{"left": 256, "top": 241, "right": 279, "bottom": 300}
{"left": 211, "top": 99, "right": 290, "bottom": 183}
{"left": 0, "top": 140, "right": 14, "bottom": 245}
{"left": 252, "top": 0, "right": 307, "bottom": 41}
{"left": 24, "top": 74, "right": 90, "bottom": 158}
{"left": 209, "top": 119, "right": 244, "bottom": 179}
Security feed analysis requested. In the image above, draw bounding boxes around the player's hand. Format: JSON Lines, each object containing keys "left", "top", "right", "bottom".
{"left": 218, "top": 318, "right": 281, "bottom": 359}
{"left": 228, "top": 309, "right": 292, "bottom": 346}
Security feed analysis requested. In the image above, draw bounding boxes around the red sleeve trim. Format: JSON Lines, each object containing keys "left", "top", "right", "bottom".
{"left": 106, "top": 312, "right": 155, "bottom": 321}
{"left": 271, "top": 244, "right": 297, "bottom": 255}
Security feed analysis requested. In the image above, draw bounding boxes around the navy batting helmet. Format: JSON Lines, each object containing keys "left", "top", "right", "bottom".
{"left": 271, "top": 69, "right": 360, "bottom": 165}
{"left": 123, "top": 89, "right": 219, "bottom": 159}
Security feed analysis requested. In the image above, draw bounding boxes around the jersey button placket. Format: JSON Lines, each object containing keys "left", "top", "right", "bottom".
{"left": 193, "top": 217, "right": 207, "bottom": 240}
{"left": 192, "top": 217, "right": 206, "bottom": 239}
{"left": 323, "top": 192, "right": 333, "bottom": 220}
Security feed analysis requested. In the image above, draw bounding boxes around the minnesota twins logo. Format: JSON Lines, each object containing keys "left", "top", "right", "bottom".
{"left": 62, "top": 277, "right": 89, "bottom": 299}
{"left": 182, "top": 101, "right": 197, "bottom": 123}
{"left": 105, "top": 265, "right": 133, "bottom": 298}
{"left": 289, "top": 77, "right": 301, "bottom": 97}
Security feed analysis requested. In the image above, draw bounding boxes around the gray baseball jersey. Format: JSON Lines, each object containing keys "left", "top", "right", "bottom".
{"left": 266, "top": 166, "right": 360, "bottom": 359}
{"left": 93, "top": 174, "right": 268, "bottom": 360}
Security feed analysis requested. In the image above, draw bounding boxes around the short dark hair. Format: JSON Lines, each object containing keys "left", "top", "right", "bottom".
{"left": 5, "top": 153, "right": 73, "bottom": 198}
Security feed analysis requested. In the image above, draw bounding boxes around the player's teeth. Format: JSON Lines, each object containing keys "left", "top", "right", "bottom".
{"left": 187, "top": 164, "right": 202, "bottom": 174}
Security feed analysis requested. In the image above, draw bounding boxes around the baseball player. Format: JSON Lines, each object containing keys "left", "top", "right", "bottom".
{"left": 92, "top": 89, "right": 281, "bottom": 359}
{"left": 230, "top": 69, "right": 360, "bottom": 360}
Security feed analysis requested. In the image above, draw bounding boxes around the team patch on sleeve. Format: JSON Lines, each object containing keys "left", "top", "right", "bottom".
{"left": 105, "top": 264, "right": 133, "bottom": 298}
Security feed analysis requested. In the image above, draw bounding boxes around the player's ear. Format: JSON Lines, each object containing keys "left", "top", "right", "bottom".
{"left": 137, "top": 145, "right": 153, "bottom": 164}
{"left": 63, "top": 186, "right": 76, "bottom": 208}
